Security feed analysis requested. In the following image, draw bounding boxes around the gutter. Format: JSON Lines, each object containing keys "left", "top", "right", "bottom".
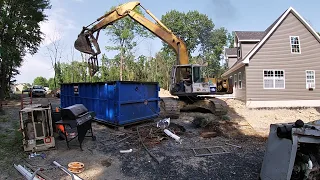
{"left": 221, "top": 61, "right": 247, "bottom": 77}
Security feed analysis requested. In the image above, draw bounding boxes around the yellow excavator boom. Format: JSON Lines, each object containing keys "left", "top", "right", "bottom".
{"left": 74, "top": 1, "right": 189, "bottom": 65}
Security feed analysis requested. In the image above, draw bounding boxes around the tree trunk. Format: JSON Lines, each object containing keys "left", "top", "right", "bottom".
{"left": 53, "top": 62, "right": 57, "bottom": 89}
{"left": 0, "top": 76, "right": 6, "bottom": 114}
{"left": 120, "top": 54, "right": 123, "bottom": 81}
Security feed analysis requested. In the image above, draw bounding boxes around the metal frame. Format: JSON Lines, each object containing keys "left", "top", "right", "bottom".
{"left": 260, "top": 121, "right": 320, "bottom": 180}
{"left": 20, "top": 104, "right": 55, "bottom": 152}
{"left": 191, "top": 146, "right": 230, "bottom": 157}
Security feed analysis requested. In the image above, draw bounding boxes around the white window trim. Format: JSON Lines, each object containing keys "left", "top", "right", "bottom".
{"left": 238, "top": 72, "right": 242, "bottom": 89}
{"left": 289, "top": 36, "right": 301, "bottom": 54}
{"left": 306, "top": 70, "right": 316, "bottom": 89}
{"left": 234, "top": 74, "right": 237, "bottom": 89}
{"left": 263, "top": 69, "right": 286, "bottom": 89}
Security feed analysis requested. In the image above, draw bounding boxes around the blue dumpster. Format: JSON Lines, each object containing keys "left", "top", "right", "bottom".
{"left": 60, "top": 81, "right": 160, "bottom": 126}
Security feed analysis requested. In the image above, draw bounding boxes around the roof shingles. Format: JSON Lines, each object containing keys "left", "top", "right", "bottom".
{"left": 234, "top": 31, "right": 265, "bottom": 40}
{"left": 225, "top": 48, "right": 238, "bottom": 56}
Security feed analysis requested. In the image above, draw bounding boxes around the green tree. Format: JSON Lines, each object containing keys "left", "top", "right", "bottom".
{"left": 48, "top": 78, "right": 55, "bottom": 90}
{"left": 23, "top": 85, "right": 29, "bottom": 90}
{"left": 104, "top": 5, "right": 153, "bottom": 80}
{"left": 227, "top": 32, "right": 235, "bottom": 48}
{"left": 160, "top": 10, "right": 213, "bottom": 55}
{"left": 160, "top": 10, "right": 228, "bottom": 77}
{"left": 33, "top": 77, "right": 48, "bottom": 87}
{"left": 0, "top": 0, "right": 51, "bottom": 113}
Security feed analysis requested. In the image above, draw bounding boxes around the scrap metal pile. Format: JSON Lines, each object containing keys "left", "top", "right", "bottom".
{"left": 97, "top": 118, "right": 186, "bottom": 163}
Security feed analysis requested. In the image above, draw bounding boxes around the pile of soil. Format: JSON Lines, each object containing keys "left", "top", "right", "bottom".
{"left": 159, "top": 88, "right": 174, "bottom": 97}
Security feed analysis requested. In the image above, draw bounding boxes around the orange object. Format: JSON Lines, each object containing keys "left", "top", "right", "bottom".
{"left": 68, "top": 162, "right": 85, "bottom": 174}
{"left": 55, "top": 107, "right": 59, "bottom": 112}
{"left": 56, "top": 124, "right": 65, "bottom": 134}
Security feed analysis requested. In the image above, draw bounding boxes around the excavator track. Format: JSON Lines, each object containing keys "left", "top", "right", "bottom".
{"left": 179, "top": 98, "right": 227, "bottom": 116}
{"left": 208, "top": 98, "right": 228, "bottom": 116}
{"left": 159, "top": 97, "right": 180, "bottom": 119}
{"left": 159, "top": 96, "right": 228, "bottom": 119}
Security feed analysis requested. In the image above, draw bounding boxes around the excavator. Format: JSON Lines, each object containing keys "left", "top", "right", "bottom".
{"left": 74, "top": 1, "right": 232, "bottom": 118}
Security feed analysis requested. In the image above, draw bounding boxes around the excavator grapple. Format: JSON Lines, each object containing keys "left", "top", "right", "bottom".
{"left": 74, "top": 33, "right": 94, "bottom": 55}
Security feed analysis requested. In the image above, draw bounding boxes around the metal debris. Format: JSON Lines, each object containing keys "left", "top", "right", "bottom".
{"left": 164, "top": 129, "right": 182, "bottom": 144}
{"left": 157, "top": 118, "right": 170, "bottom": 129}
{"left": 191, "top": 146, "right": 230, "bottom": 157}
{"left": 120, "top": 149, "right": 133, "bottom": 153}
{"left": 225, "top": 143, "right": 242, "bottom": 149}
{"left": 136, "top": 126, "right": 161, "bottom": 164}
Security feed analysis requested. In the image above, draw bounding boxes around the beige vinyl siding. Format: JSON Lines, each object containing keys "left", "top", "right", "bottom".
{"left": 228, "top": 57, "right": 237, "bottom": 68}
{"left": 241, "top": 42, "right": 257, "bottom": 58}
{"left": 246, "top": 12, "right": 320, "bottom": 101}
{"left": 226, "top": 66, "right": 246, "bottom": 101}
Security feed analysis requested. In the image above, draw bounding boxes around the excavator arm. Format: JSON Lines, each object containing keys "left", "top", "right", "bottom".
{"left": 74, "top": 1, "right": 189, "bottom": 74}
{"left": 74, "top": 1, "right": 230, "bottom": 119}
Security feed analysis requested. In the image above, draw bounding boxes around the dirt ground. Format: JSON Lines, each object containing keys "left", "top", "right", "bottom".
{"left": 1, "top": 93, "right": 319, "bottom": 180}
{"left": 224, "top": 99, "right": 320, "bottom": 137}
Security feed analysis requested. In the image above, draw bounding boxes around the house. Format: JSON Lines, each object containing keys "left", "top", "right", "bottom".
{"left": 11, "top": 84, "right": 25, "bottom": 92}
{"left": 222, "top": 7, "right": 320, "bottom": 108}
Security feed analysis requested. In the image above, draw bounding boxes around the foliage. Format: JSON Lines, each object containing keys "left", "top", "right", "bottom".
{"left": 33, "top": 76, "right": 48, "bottom": 87}
{"left": 0, "top": 0, "right": 51, "bottom": 110}
{"left": 22, "top": 85, "right": 29, "bottom": 90}
{"left": 227, "top": 32, "right": 235, "bottom": 48}
{"left": 48, "top": 78, "right": 55, "bottom": 90}
{"left": 45, "top": 9, "right": 229, "bottom": 91}
{"left": 104, "top": 5, "right": 153, "bottom": 80}
{"left": 160, "top": 10, "right": 228, "bottom": 77}
{"left": 46, "top": 36, "right": 63, "bottom": 89}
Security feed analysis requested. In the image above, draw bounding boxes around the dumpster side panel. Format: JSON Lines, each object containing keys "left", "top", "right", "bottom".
{"left": 60, "top": 81, "right": 159, "bottom": 126}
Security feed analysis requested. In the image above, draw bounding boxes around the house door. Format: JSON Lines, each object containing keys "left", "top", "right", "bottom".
{"left": 228, "top": 76, "right": 233, "bottom": 94}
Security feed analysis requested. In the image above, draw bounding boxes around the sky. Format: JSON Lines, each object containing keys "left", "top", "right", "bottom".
{"left": 15, "top": 0, "right": 320, "bottom": 84}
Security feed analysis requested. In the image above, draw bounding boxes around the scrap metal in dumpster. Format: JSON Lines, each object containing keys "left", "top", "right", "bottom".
{"left": 60, "top": 81, "right": 160, "bottom": 126}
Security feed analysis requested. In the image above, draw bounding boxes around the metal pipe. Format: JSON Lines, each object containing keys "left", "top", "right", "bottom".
{"left": 25, "top": 163, "right": 53, "bottom": 180}
{"left": 304, "top": 159, "right": 313, "bottom": 180}
{"left": 30, "top": 168, "right": 42, "bottom": 180}
{"left": 14, "top": 164, "right": 41, "bottom": 180}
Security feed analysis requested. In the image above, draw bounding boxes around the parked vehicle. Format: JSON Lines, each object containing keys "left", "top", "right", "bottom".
{"left": 29, "top": 85, "right": 46, "bottom": 97}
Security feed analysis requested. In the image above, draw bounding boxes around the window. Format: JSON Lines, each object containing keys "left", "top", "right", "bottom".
{"left": 193, "top": 66, "right": 201, "bottom": 83}
{"left": 263, "top": 70, "right": 285, "bottom": 89}
{"left": 237, "top": 48, "right": 241, "bottom": 58}
{"left": 290, "top": 36, "right": 301, "bottom": 54}
{"left": 234, "top": 74, "right": 237, "bottom": 88}
{"left": 238, "top": 72, "right": 242, "bottom": 89}
{"left": 306, "top": 70, "right": 315, "bottom": 89}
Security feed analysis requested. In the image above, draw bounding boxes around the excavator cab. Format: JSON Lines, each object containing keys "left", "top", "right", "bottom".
{"left": 170, "top": 64, "right": 211, "bottom": 96}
